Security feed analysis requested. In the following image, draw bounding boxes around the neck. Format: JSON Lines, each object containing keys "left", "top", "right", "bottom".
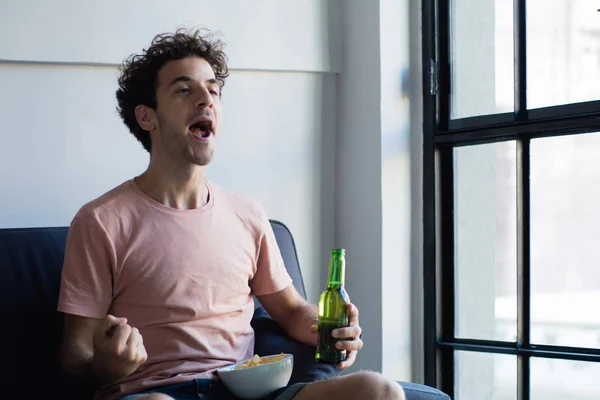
{"left": 136, "top": 155, "right": 209, "bottom": 210}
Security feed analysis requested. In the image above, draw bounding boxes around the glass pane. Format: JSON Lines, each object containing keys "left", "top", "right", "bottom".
{"left": 531, "top": 358, "right": 599, "bottom": 400}
{"left": 451, "top": 0, "right": 514, "bottom": 119}
{"left": 527, "top": 0, "right": 600, "bottom": 109}
{"left": 531, "top": 133, "right": 600, "bottom": 348}
{"left": 455, "top": 351, "right": 516, "bottom": 400}
{"left": 454, "top": 142, "right": 517, "bottom": 341}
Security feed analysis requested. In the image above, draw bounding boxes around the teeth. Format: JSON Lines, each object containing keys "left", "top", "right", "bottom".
{"left": 190, "top": 121, "right": 213, "bottom": 139}
{"left": 191, "top": 122, "right": 212, "bottom": 130}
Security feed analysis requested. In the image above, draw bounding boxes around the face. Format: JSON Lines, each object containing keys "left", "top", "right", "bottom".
{"left": 136, "top": 56, "right": 223, "bottom": 167}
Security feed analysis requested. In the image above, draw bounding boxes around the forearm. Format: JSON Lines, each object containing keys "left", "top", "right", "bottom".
{"left": 281, "top": 302, "right": 319, "bottom": 347}
{"left": 61, "top": 342, "right": 94, "bottom": 382}
{"left": 60, "top": 342, "right": 110, "bottom": 388}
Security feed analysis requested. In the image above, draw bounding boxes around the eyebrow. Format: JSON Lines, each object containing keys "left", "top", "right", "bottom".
{"left": 169, "top": 76, "right": 219, "bottom": 87}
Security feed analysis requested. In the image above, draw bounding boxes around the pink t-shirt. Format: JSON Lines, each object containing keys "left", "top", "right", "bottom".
{"left": 57, "top": 179, "right": 293, "bottom": 400}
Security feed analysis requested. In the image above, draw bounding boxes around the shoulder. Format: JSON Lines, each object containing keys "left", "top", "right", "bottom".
{"left": 209, "top": 181, "right": 271, "bottom": 232}
{"left": 71, "top": 180, "right": 138, "bottom": 231}
{"left": 210, "top": 181, "right": 265, "bottom": 215}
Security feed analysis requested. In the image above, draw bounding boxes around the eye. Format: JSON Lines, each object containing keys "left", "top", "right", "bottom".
{"left": 177, "top": 87, "right": 190, "bottom": 94}
{"left": 210, "top": 89, "right": 220, "bottom": 97}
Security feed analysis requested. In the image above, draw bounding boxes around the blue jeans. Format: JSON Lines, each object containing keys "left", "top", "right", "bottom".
{"left": 121, "top": 379, "right": 307, "bottom": 400}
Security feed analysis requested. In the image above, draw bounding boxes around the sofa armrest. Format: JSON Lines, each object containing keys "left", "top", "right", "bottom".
{"left": 251, "top": 306, "right": 342, "bottom": 384}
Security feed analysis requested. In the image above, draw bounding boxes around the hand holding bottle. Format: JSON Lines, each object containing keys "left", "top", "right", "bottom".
{"left": 312, "top": 302, "right": 363, "bottom": 369}
{"left": 331, "top": 303, "right": 363, "bottom": 369}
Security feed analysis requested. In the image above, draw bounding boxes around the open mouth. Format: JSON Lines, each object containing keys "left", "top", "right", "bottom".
{"left": 189, "top": 120, "right": 213, "bottom": 139}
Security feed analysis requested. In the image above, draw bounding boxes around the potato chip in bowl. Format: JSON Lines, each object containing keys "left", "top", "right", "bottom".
{"left": 235, "top": 353, "right": 286, "bottom": 369}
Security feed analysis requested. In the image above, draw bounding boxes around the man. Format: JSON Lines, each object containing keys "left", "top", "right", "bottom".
{"left": 58, "top": 28, "right": 405, "bottom": 400}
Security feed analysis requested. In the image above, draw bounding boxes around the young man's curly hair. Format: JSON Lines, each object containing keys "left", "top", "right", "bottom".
{"left": 116, "top": 28, "right": 229, "bottom": 153}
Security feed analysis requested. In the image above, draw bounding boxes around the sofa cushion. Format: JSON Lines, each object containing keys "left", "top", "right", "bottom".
{"left": 0, "top": 227, "right": 71, "bottom": 397}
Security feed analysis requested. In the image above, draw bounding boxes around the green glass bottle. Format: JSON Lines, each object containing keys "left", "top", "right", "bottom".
{"left": 316, "top": 248, "right": 350, "bottom": 364}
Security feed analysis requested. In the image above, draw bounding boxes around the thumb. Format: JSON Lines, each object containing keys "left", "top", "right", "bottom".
{"left": 310, "top": 320, "right": 319, "bottom": 333}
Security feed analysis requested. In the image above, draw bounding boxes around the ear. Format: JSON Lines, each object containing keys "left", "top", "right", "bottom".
{"left": 134, "top": 105, "right": 157, "bottom": 132}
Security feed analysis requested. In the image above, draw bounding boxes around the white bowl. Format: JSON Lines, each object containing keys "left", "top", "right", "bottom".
{"left": 217, "top": 354, "right": 294, "bottom": 400}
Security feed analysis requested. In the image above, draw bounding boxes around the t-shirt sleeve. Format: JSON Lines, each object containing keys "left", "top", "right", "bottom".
{"left": 250, "top": 207, "right": 293, "bottom": 296}
{"left": 57, "top": 215, "right": 114, "bottom": 318}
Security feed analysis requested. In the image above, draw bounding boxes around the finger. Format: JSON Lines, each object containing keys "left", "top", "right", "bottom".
{"left": 138, "top": 341, "right": 148, "bottom": 363}
{"left": 335, "top": 337, "right": 364, "bottom": 352}
{"left": 125, "top": 328, "right": 142, "bottom": 360}
{"left": 132, "top": 330, "right": 148, "bottom": 363}
{"left": 126, "top": 327, "right": 141, "bottom": 346}
{"left": 106, "top": 314, "right": 127, "bottom": 324}
{"left": 347, "top": 303, "right": 359, "bottom": 326}
{"left": 111, "top": 323, "right": 132, "bottom": 353}
{"left": 332, "top": 325, "right": 361, "bottom": 340}
{"left": 103, "top": 314, "right": 127, "bottom": 337}
{"left": 338, "top": 350, "right": 357, "bottom": 370}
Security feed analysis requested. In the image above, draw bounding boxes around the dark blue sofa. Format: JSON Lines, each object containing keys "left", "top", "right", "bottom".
{"left": 0, "top": 221, "right": 449, "bottom": 400}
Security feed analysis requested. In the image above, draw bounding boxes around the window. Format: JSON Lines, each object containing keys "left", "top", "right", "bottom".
{"left": 422, "top": 1, "right": 600, "bottom": 399}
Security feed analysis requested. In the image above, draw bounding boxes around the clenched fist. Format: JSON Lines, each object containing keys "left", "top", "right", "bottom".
{"left": 91, "top": 314, "right": 147, "bottom": 383}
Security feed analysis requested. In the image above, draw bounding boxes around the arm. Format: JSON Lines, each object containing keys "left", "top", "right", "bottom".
{"left": 60, "top": 314, "right": 102, "bottom": 386}
{"left": 58, "top": 216, "right": 146, "bottom": 384}
{"left": 257, "top": 285, "right": 364, "bottom": 369}
{"left": 60, "top": 313, "right": 147, "bottom": 386}
{"left": 257, "top": 285, "right": 318, "bottom": 347}
{"left": 252, "top": 210, "right": 362, "bottom": 367}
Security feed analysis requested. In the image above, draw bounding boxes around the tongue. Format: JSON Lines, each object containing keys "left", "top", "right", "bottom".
{"left": 190, "top": 127, "right": 210, "bottom": 138}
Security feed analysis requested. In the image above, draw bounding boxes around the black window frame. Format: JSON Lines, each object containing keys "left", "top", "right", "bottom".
{"left": 421, "top": 0, "right": 600, "bottom": 399}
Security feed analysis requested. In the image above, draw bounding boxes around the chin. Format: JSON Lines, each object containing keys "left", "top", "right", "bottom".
{"left": 194, "top": 159, "right": 213, "bottom": 167}
{"left": 187, "top": 153, "right": 214, "bottom": 167}
{"left": 183, "top": 145, "right": 215, "bottom": 166}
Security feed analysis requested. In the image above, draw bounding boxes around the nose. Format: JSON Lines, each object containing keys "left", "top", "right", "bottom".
{"left": 195, "top": 85, "right": 214, "bottom": 109}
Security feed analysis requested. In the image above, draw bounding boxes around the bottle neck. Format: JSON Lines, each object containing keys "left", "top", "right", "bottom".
{"left": 327, "top": 252, "right": 345, "bottom": 288}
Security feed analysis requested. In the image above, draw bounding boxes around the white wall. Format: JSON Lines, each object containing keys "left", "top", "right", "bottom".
{"left": 0, "top": 63, "right": 144, "bottom": 225}
{"left": 336, "top": 0, "right": 383, "bottom": 375}
{"left": 336, "top": 0, "right": 413, "bottom": 381}
{"left": 0, "top": 0, "right": 341, "bottom": 305}
{"left": 0, "top": 0, "right": 340, "bottom": 73}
